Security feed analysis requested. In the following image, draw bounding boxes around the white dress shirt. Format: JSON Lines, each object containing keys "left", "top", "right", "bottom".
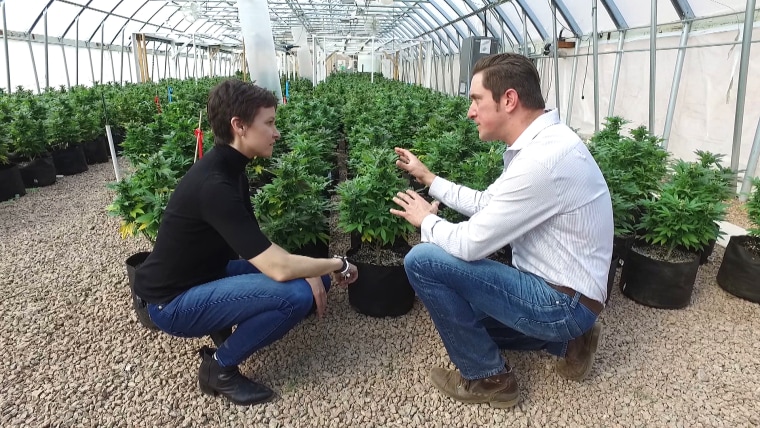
{"left": 420, "top": 110, "right": 614, "bottom": 303}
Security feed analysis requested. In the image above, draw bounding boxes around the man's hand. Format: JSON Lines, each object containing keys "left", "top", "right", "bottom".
{"left": 390, "top": 189, "right": 441, "bottom": 228}
{"left": 330, "top": 262, "right": 359, "bottom": 287}
{"left": 305, "top": 276, "right": 327, "bottom": 319}
{"left": 395, "top": 147, "right": 436, "bottom": 187}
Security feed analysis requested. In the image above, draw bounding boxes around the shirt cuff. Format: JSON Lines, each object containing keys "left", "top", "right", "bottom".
{"left": 420, "top": 214, "right": 443, "bottom": 242}
{"left": 428, "top": 176, "right": 453, "bottom": 200}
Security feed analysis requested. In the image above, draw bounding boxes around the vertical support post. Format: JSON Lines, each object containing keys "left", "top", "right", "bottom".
{"left": 27, "top": 35, "right": 40, "bottom": 94}
{"left": 44, "top": 8, "right": 49, "bottom": 90}
{"left": 193, "top": 34, "right": 198, "bottom": 81}
{"left": 120, "top": 30, "right": 124, "bottom": 85}
{"left": 649, "top": 0, "right": 657, "bottom": 134}
{"left": 566, "top": 39, "right": 580, "bottom": 125}
{"left": 739, "top": 117, "right": 760, "bottom": 200}
{"left": 608, "top": 30, "right": 626, "bottom": 117}
{"left": 551, "top": 0, "right": 560, "bottom": 117}
{"left": 522, "top": 8, "right": 528, "bottom": 56}
{"left": 87, "top": 43, "right": 95, "bottom": 84}
{"left": 75, "top": 17, "right": 79, "bottom": 86}
{"left": 312, "top": 37, "right": 317, "bottom": 85}
{"left": 371, "top": 37, "right": 375, "bottom": 83}
{"left": 61, "top": 45, "right": 70, "bottom": 88}
{"left": 593, "top": 0, "right": 600, "bottom": 133}
{"left": 109, "top": 49, "right": 115, "bottom": 83}
{"left": 2, "top": 1, "right": 10, "bottom": 92}
{"left": 426, "top": 40, "right": 433, "bottom": 89}
{"left": 731, "top": 0, "right": 757, "bottom": 171}
{"left": 662, "top": 22, "right": 691, "bottom": 149}
{"left": 100, "top": 23, "right": 104, "bottom": 84}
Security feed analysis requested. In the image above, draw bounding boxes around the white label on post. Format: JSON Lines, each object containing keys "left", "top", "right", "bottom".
{"left": 480, "top": 39, "right": 491, "bottom": 54}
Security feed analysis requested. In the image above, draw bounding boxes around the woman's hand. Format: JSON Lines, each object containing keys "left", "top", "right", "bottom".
{"left": 331, "top": 262, "right": 358, "bottom": 287}
{"left": 305, "top": 276, "right": 327, "bottom": 319}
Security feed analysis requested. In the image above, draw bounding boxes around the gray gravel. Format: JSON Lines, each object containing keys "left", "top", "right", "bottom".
{"left": 1, "top": 161, "right": 760, "bottom": 427}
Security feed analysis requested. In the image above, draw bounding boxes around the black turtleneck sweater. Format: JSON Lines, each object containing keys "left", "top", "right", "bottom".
{"left": 134, "top": 144, "right": 272, "bottom": 304}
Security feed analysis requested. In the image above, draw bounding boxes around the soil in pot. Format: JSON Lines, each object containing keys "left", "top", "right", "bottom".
{"left": 125, "top": 252, "right": 159, "bottom": 330}
{"left": 620, "top": 243, "right": 700, "bottom": 309}
{"left": 0, "top": 164, "right": 26, "bottom": 202}
{"left": 52, "top": 144, "right": 88, "bottom": 176}
{"left": 18, "top": 154, "right": 56, "bottom": 188}
{"left": 347, "top": 242, "right": 415, "bottom": 317}
{"left": 717, "top": 235, "right": 760, "bottom": 303}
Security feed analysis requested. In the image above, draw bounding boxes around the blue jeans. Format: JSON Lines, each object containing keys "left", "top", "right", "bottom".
{"left": 147, "top": 260, "right": 330, "bottom": 367}
{"left": 404, "top": 243, "right": 598, "bottom": 380}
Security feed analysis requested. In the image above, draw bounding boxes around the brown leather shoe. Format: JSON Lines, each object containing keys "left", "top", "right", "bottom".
{"left": 429, "top": 367, "right": 520, "bottom": 408}
{"left": 556, "top": 322, "right": 602, "bottom": 381}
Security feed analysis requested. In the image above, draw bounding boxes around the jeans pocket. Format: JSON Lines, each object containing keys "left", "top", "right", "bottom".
{"left": 515, "top": 317, "right": 576, "bottom": 343}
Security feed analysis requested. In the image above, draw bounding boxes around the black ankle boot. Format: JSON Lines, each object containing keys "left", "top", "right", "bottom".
{"left": 197, "top": 346, "right": 274, "bottom": 406}
{"left": 209, "top": 327, "right": 232, "bottom": 347}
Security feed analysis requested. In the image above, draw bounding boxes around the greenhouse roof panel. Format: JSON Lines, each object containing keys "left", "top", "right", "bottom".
{"left": 687, "top": 0, "right": 748, "bottom": 19}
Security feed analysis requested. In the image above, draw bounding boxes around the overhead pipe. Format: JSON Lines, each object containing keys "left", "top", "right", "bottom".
{"left": 662, "top": 22, "right": 691, "bottom": 149}
{"left": 731, "top": 0, "right": 757, "bottom": 172}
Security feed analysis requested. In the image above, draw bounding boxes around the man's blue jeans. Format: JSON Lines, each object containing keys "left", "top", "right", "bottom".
{"left": 404, "top": 243, "right": 598, "bottom": 380}
{"left": 147, "top": 260, "right": 330, "bottom": 367}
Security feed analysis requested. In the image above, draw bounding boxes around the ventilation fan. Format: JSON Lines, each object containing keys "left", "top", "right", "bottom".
{"left": 364, "top": 16, "right": 380, "bottom": 35}
{"left": 180, "top": 1, "right": 201, "bottom": 23}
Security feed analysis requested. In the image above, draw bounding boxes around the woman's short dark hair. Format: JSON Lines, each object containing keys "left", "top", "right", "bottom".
{"left": 472, "top": 53, "right": 545, "bottom": 110}
{"left": 207, "top": 79, "right": 278, "bottom": 145}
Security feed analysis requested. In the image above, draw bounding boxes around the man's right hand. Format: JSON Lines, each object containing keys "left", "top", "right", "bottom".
{"left": 395, "top": 147, "right": 436, "bottom": 187}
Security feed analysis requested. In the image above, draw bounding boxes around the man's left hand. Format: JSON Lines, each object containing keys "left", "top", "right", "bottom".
{"left": 390, "top": 189, "right": 440, "bottom": 228}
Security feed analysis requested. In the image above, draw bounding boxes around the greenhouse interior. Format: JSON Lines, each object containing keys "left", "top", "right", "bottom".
{"left": 1, "top": 0, "right": 760, "bottom": 426}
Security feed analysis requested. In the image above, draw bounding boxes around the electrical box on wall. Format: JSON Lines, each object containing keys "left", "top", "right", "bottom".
{"left": 458, "top": 36, "right": 500, "bottom": 97}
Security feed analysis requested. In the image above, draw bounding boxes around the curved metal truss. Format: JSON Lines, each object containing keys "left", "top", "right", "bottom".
{"left": 3, "top": 0, "right": 750, "bottom": 56}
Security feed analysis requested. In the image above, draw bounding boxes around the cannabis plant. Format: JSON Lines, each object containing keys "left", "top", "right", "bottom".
{"left": 746, "top": 178, "right": 760, "bottom": 237}
{"left": 252, "top": 152, "right": 331, "bottom": 252}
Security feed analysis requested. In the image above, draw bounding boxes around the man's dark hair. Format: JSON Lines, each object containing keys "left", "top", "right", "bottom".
{"left": 472, "top": 53, "right": 545, "bottom": 110}
{"left": 207, "top": 79, "right": 278, "bottom": 145}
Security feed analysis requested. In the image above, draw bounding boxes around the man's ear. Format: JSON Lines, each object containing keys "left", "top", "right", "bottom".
{"left": 503, "top": 89, "right": 518, "bottom": 112}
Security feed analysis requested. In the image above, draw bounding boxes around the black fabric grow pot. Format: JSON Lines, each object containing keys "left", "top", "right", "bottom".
{"left": 613, "top": 235, "right": 635, "bottom": 264}
{"left": 699, "top": 239, "right": 717, "bottom": 265}
{"left": 292, "top": 240, "right": 329, "bottom": 259}
{"left": 620, "top": 245, "right": 700, "bottom": 309}
{"left": 126, "top": 252, "right": 159, "bottom": 330}
{"left": 717, "top": 235, "right": 760, "bottom": 303}
{"left": 18, "top": 154, "right": 56, "bottom": 188}
{"left": 0, "top": 164, "right": 26, "bottom": 202}
{"left": 52, "top": 144, "right": 88, "bottom": 176}
{"left": 346, "top": 240, "right": 415, "bottom": 318}
{"left": 83, "top": 137, "right": 110, "bottom": 164}
{"left": 606, "top": 254, "right": 620, "bottom": 304}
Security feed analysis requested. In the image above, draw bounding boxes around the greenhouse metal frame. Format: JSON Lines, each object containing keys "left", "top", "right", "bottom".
{"left": 1, "top": 0, "right": 759, "bottom": 193}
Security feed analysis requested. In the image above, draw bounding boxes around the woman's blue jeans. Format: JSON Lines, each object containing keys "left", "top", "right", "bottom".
{"left": 404, "top": 243, "right": 598, "bottom": 380}
{"left": 147, "top": 260, "right": 330, "bottom": 367}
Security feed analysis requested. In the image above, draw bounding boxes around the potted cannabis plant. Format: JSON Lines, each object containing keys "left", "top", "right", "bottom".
{"left": 692, "top": 150, "right": 736, "bottom": 264}
{"left": 620, "top": 161, "right": 725, "bottom": 309}
{"left": 337, "top": 148, "right": 416, "bottom": 317}
{"left": 0, "top": 118, "right": 26, "bottom": 202}
{"left": 45, "top": 89, "right": 88, "bottom": 175}
{"left": 252, "top": 151, "right": 332, "bottom": 258}
{"left": 107, "top": 150, "right": 189, "bottom": 330}
{"left": 7, "top": 91, "right": 56, "bottom": 187}
{"left": 716, "top": 178, "right": 760, "bottom": 303}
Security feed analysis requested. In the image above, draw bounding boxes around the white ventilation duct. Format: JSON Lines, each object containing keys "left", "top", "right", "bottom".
{"left": 291, "top": 25, "right": 313, "bottom": 82}
{"left": 236, "top": 0, "right": 283, "bottom": 101}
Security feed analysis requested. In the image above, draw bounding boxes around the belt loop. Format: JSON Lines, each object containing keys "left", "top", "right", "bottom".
{"left": 571, "top": 292, "right": 581, "bottom": 308}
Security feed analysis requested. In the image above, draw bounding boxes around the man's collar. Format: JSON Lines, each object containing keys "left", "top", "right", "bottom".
{"left": 507, "top": 109, "right": 560, "bottom": 151}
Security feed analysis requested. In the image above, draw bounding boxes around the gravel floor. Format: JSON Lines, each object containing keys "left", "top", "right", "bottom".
{"left": 726, "top": 198, "right": 753, "bottom": 231}
{"left": 2, "top": 161, "right": 760, "bottom": 428}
